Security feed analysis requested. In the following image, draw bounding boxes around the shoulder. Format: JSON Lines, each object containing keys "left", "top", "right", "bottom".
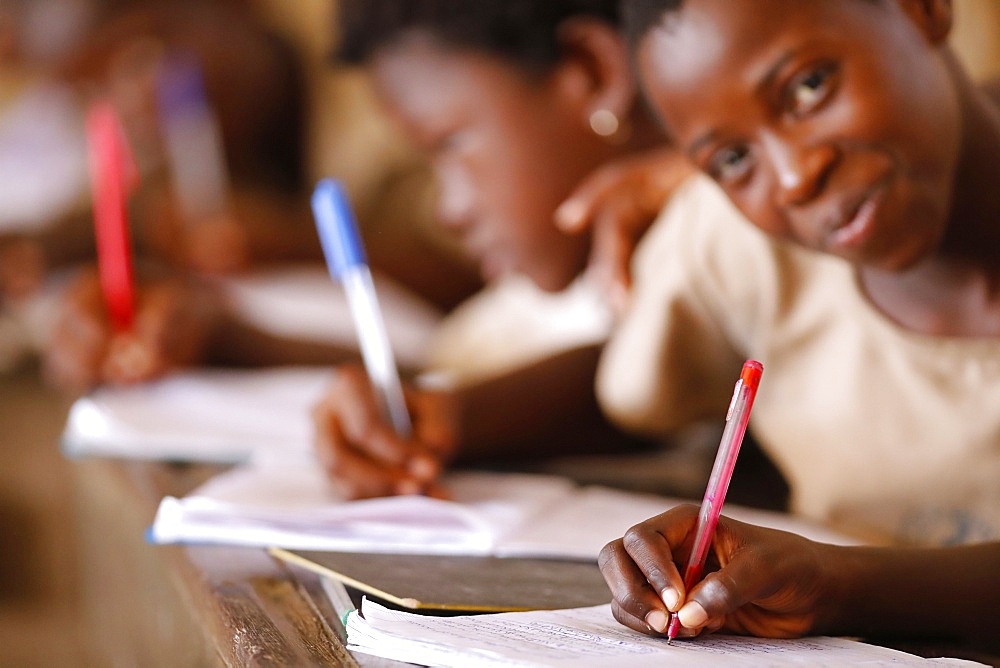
{"left": 633, "top": 175, "right": 776, "bottom": 291}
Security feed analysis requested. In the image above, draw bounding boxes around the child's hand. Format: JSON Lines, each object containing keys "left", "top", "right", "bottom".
{"left": 598, "top": 505, "right": 833, "bottom": 640}
{"left": 137, "top": 188, "right": 251, "bottom": 275}
{"left": 555, "top": 147, "right": 692, "bottom": 314}
{"left": 181, "top": 212, "right": 252, "bottom": 275}
{"left": 312, "top": 364, "right": 458, "bottom": 499}
{"left": 42, "top": 267, "right": 220, "bottom": 393}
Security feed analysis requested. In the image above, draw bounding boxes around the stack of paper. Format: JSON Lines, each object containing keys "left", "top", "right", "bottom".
{"left": 149, "top": 466, "right": 858, "bottom": 558}
{"left": 346, "top": 598, "right": 985, "bottom": 667}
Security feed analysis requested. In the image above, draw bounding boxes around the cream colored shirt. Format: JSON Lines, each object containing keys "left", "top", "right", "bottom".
{"left": 425, "top": 274, "right": 613, "bottom": 387}
{"left": 598, "top": 175, "right": 1000, "bottom": 545}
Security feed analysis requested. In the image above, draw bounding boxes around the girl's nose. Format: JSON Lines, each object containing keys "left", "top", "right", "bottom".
{"left": 762, "top": 133, "right": 838, "bottom": 209}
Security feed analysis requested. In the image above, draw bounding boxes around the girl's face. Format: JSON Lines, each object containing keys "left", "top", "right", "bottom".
{"left": 639, "top": 0, "right": 959, "bottom": 271}
{"left": 372, "top": 36, "right": 598, "bottom": 291}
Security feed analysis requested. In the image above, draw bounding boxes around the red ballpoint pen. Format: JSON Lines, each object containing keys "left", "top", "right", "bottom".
{"left": 86, "top": 100, "right": 139, "bottom": 333}
{"left": 667, "top": 359, "right": 763, "bottom": 643}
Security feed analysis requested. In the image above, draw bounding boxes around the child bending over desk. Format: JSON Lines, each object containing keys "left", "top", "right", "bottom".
{"left": 311, "top": 0, "right": 695, "bottom": 498}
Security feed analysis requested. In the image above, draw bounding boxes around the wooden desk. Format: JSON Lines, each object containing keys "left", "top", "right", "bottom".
{"left": 70, "top": 459, "right": 609, "bottom": 667}
{"left": 72, "top": 459, "right": 377, "bottom": 667}
{"left": 70, "top": 459, "right": 1000, "bottom": 668}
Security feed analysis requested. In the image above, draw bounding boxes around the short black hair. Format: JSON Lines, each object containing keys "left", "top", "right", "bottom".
{"left": 336, "top": 0, "right": 619, "bottom": 71}
{"left": 620, "top": 0, "right": 683, "bottom": 54}
{"left": 622, "top": 0, "right": 884, "bottom": 55}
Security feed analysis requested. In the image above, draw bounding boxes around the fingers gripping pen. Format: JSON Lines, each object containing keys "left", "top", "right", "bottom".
{"left": 311, "top": 179, "right": 413, "bottom": 437}
{"left": 666, "top": 359, "right": 763, "bottom": 643}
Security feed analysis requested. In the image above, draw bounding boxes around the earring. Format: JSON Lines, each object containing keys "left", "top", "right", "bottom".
{"left": 589, "top": 109, "right": 619, "bottom": 138}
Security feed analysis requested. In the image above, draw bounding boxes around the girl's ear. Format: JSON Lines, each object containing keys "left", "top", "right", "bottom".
{"left": 897, "top": 0, "right": 953, "bottom": 45}
{"left": 549, "top": 17, "right": 636, "bottom": 142}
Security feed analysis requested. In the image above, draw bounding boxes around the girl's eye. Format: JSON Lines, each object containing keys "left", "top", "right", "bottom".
{"left": 789, "top": 65, "right": 835, "bottom": 116}
{"left": 434, "top": 132, "right": 460, "bottom": 154}
{"left": 709, "top": 145, "right": 753, "bottom": 184}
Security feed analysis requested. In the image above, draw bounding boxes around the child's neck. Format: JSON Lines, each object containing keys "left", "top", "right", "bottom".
{"left": 858, "top": 68, "right": 1000, "bottom": 338}
{"left": 860, "top": 261, "right": 1000, "bottom": 337}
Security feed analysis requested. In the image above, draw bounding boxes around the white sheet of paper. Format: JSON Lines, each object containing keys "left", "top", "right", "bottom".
{"left": 502, "top": 485, "right": 859, "bottom": 560}
{"left": 347, "top": 599, "right": 985, "bottom": 668}
{"left": 150, "top": 470, "right": 580, "bottom": 554}
{"left": 150, "top": 466, "right": 860, "bottom": 558}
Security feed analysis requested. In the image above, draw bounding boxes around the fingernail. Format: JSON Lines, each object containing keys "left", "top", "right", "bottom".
{"left": 645, "top": 610, "right": 668, "bottom": 633}
{"left": 554, "top": 201, "right": 584, "bottom": 230}
{"left": 394, "top": 478, "right": 422, "bottom": 496}
{"left": 109, "top": 339, "right": 154, "bottom": 380}
{"left": 678, "top": 601, "right": 708, "bottom": 629}
{"left": 408, "top": 455, "right": 438, "bottom": 481}
{"left": 661, "top": 588, "right": 680, "bottom": 612}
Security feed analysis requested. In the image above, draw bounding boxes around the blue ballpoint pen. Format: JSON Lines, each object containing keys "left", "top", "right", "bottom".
{"left": 311, "top": 178, "right": 413, "bottom": 437}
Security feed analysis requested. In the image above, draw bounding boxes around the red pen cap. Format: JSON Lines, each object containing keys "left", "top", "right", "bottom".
{"left": 740, "top": 360, "right": 764, "bottom": 392}
{"left": 86, "top": 100, "right": 138, "bottom": 333}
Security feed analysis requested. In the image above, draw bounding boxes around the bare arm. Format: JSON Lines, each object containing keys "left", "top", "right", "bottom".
{"left": 447, "top": 343, "right": 651, "bottom": 461}
{"left": 824, "top": 541, "right": 1000, "bottom": 649}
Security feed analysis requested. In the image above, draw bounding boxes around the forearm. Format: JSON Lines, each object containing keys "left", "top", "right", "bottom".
{"left": 820, "top": 542, "right": 1000, "bottom": 648}
{"left": 448, "top": 344, "right": 650, "bottom": 461}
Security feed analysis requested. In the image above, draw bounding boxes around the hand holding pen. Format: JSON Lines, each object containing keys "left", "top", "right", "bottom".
{"left": 41, "top": 101, "right": 218, "bottom": 394}
{"left": 666, "top": 360, "right": 762, "bottom": 642}
{"left": 599, "top": 360, "right": 768, "bottom": 639}
{"left": 310, "top": 180, "right": 454, "bottom": 498}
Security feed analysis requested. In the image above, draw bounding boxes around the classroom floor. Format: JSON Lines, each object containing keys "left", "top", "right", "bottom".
{"left": 0, "top": 363, "right": 90, "bottom": 665}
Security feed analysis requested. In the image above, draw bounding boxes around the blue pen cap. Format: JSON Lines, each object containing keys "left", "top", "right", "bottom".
{"left": 312, "top": 178, "right": 367, "bottom": 278}
{"left": 156, "top": 50, "right": 209, "bottom": 119}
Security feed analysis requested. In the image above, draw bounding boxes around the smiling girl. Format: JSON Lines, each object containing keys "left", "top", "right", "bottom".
{"left": 595, "top": 0, "right": 1000, "bottom": 650}
{"left": 597, "top": 0, "right": 1000, "bottom": 545}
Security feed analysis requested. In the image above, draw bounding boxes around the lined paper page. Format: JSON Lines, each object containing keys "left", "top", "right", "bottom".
{"left": 348, "top": 599, "right": 985, "bottom": 668}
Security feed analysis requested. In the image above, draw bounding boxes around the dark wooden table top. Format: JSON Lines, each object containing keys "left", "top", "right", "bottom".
{"left": 72, "top": 459, "right": 372, "bottom": 666}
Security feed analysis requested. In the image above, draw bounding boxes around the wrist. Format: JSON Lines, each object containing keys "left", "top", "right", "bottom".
{"left": 811, "top": 543, "right": 867, "bottom": 635}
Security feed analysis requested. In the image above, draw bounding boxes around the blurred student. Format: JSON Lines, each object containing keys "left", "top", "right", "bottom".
{"left": 0, "top": 1, "right": 313, "bottom": 296}
{"left": 594, "top": 0, "right": 1000, "bottom": 567}
{"left": 63, "top": 0, "right": 316, "bottom": 275}
{"left": 0, "top": 0, "right": 100, "bottom": 371}
{"left": 311, "top": 0, "right": 693, "bottom": 499}
{"left": 26, "top": 1, "right": 331, "bottom": 391}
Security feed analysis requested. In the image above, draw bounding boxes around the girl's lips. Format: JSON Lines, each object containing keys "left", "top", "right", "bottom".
{"left": 826, "top": 190, "right": 881, "bottom": 252}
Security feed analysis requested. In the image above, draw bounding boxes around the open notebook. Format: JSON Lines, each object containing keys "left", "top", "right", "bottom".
{"left": 61, "top": 366, "right": 329, "bottom": 464}
{"left": 60, "top": 265, "right": 443, "bottom": 464}
{"left": 149, "top": 466, "right": 859, "bottom": 559}
{"left": 346, "top": 598, "right": 985, "bottom": 667}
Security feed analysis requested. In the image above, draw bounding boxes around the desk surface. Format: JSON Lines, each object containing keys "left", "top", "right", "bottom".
{"left": 71, "top": 459, "right": 615, "bottom": 667}
{"left": 72, "top": 458, "right": 391, "bottom": 667}
{"left": 70, "top": 458, "right": 1000, "bottom": 668}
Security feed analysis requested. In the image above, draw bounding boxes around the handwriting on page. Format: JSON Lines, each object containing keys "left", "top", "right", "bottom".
{"left": 349, "top": 601, "right": 976, "bottom": 667}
